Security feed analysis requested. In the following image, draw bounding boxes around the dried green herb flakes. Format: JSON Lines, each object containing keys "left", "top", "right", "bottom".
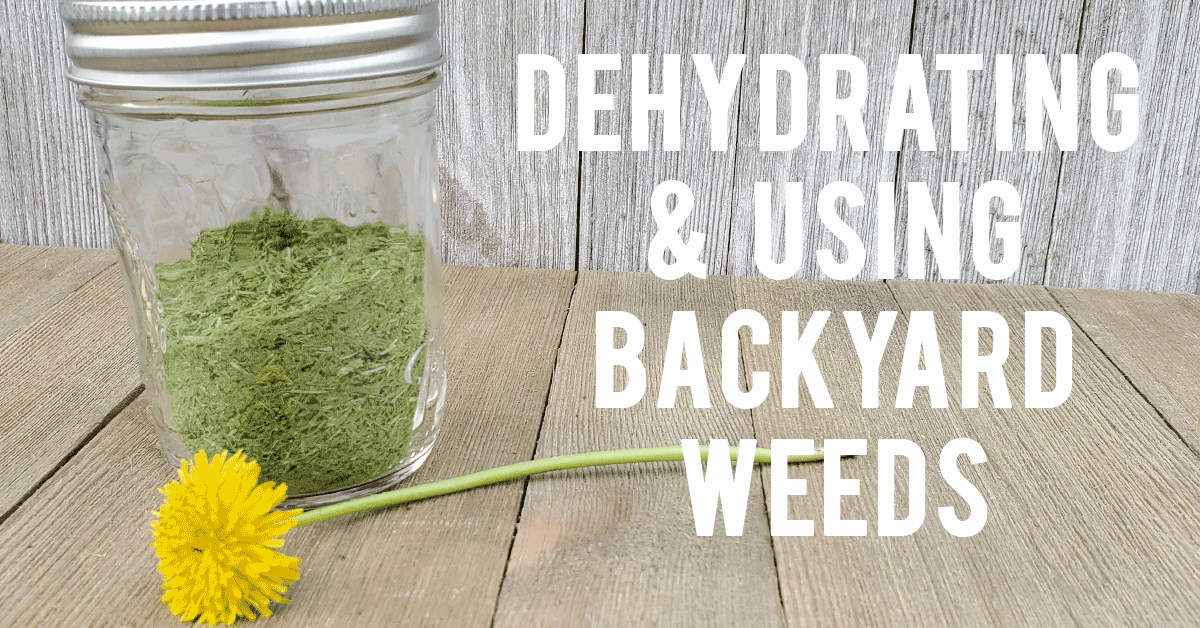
{"left": 155, "top": 211, "right": 426, "bottom": 494}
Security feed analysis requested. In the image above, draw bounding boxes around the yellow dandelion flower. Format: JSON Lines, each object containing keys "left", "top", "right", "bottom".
{"left": 151, "top": 450, "right": 302, "bottom": 625}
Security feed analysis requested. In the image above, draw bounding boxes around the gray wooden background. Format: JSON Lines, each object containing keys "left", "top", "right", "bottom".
{"left": 3, "top": 0, "right": 1198, "bottom": 294}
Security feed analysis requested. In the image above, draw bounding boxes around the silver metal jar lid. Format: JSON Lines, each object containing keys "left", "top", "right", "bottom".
{"left": 59, "top": 0, "right": 442, "bottom": 89}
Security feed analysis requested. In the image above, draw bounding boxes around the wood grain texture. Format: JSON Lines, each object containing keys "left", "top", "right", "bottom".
{"left": 1050, "top": 286, "right": 1200, "bottom": 452}
{"left": 4, "top": 254, "right": 1200, "bottom": 625}
{"left": 0, "top": 245, "right": 46, "bottom": 290}
{"left": 0, "top": 399, "right": 180, "bottom": 627}
{"left": 1046, "top": 0, "right": 1200, "bottom": 294}
{"left": 437, "top": 0, "right": 583, "bottom": 270}
{"left": 494, "top": 271, "right": 786, "bottom": 628}
{"left": 882, "top": 280, "right": 1200, "bottom": 626}
{"left": 273, "top": 266, "right": 575, "bottom": 627}
{"left": 727, "top": 0, "right": 915, "bottom": 280}
{"left": 731, "top": 278, "right": 1079, "bottom": 626}
{"left": 0, "top": 265, "right": 575, "bottom": 627}
{"left": 5, "top": 2, "right": 1200, "bottom": 291}
{"left": 576, "top": 0, "right": 745, "bottom": 275}
{"left": 0, "top": 0, "right": 108, "bottom": 248}
{"left": 897, "top": 0, "right": 1084, "bottom": 284}
{"left": 0, "top": 245, "right": 117, "bottom": 342}
{"left": 0, "top": 262, "right": 139, "bottom": 518}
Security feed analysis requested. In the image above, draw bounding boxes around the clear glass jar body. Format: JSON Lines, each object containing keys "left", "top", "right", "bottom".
{"left": 81, "top": 72, "right": 446, "bottom": 509}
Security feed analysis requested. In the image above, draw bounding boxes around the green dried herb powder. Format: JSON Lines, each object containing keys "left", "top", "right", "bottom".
{"left": 155, "top": 211, "right": 426, "bottom": 494}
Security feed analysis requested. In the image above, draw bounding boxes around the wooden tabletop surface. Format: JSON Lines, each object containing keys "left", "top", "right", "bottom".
{"left": 2, "top": 243, "right": 1200, "bottom": 627}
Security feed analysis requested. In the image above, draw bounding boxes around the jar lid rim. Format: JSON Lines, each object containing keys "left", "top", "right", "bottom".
{"left": 60, "top": 0, "right": 437, "bottom": 23}
{"left": 59, "top": 0, "right": 443, "bottom": 89}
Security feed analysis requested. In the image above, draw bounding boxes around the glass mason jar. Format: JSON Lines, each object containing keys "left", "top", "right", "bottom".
{"left": 60, "top": 0, "right": 447, "bottom": 508}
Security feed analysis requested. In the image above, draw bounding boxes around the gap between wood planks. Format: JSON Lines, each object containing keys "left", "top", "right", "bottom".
{"left": 0, "top": 384, "right": 142, "bottom": 526}
{"left": 1038, "top": 0, "right": 1092, "bottom": 287}
{"left": 487, "top": 268, "right": 581, "bottom": 628}
{"left": 740, "top": 286, "right": 792, "bottom": 627}
{"left": 0, "top": 251, "right": 135, "bottom": 522}
{"left": 1042, "top": 286, "right": 1200, "bottom": 460}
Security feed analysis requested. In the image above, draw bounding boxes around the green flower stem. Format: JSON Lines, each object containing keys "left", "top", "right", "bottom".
{"left": 294, "top": 445, "right": 825, "bottom": 526}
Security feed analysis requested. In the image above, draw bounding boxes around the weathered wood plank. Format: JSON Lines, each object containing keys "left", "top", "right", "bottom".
{"left": 576, "top": 0, "right": 745, "bottom": 274}
{"left": 0, "top": 0, "right": 108, "bottom": 249}
{"left": 882, "top": 280, "right": 1200, "bottom": 625}
{"left": 0, "top": 265, "right": 575, "bottom": 627}
{"left": 437, "top": 0, "right": 583, "bottom": 270}
{"left": 896, "top": 0, "right": 1084, "bottom": 284}
{"left": 274, "top": 266, "right": 574, "bottom": 626}
{"left": 0, "top": 245, "right": 117, "bottom": 342}
{"left": 727, "top": 0, "right": 914, "bottom": 279}
{"left": 0, "top": 263, "right": 138, "bottom": 517}
{"left": 493, "top": 271, "right": 785, "bottom": 627}
{"left": 0, "top": 399, "right": 178, "bottom": 626}
{"left": 1050, "top": 286, "right": 1200, "bottom": 452}
{"left": 731, "top": 278, "right": 1079, "bottom": 626}
{"left": 0, "top": 243, "right": 43, "bottom": 268}
{"left": 1046, "top": 0, "right": 1200, "bottom": 293}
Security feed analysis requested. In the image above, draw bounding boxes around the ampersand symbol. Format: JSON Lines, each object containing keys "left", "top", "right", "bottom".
{"left": 648, "top": 180, "right": 708, "bottom": 280}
